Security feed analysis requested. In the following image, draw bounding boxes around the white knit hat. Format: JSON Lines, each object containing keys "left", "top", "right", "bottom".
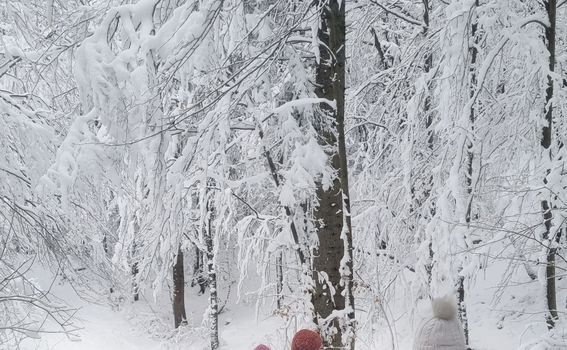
{"left": 413, "top": 296, "right": 466, "bottom": 350}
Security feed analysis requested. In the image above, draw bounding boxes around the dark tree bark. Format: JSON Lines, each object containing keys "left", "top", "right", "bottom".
{"left": 257, "top": 122, "right": 307, "bottom": 267}
{"left": 276, "top": 251, "right": 284, "bottom": 310}
{"left": 131, "top": 238, "right": 140, "bottom": 301}
{"left": 131, "top": 261, "right": 139, "bottom": 301}
{"left": 421, "top": 0, "right": 435, "bottom": 290}
{"left": 458, "top": 1, "right": 480, "bottom": 345}
{"left": 192, "top": 244, "right": 208, "bottom": 295}
{"left": 311, "top": 1, "right": 354, "bottom": 349}
{"left": 422, "top": 0, "right": 433, "bottom": 147}
{"left": 370, "top": 27, "right": 387, "bottom": 69}
{"left": 193, "top": 244, "right": 201, "bottom": 284}
{"left": 172, "top": 246, "right": 187, "bottom": 328}
{"left": 541, "top": 0, "right": 558, "bottom": 330}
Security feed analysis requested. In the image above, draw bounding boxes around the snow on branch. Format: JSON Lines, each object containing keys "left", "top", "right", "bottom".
{"left": 369, "top": 0, "right": 424, "bottom": 27}
{"left": 272, "top": 97, "right": 336, "bottom": 114}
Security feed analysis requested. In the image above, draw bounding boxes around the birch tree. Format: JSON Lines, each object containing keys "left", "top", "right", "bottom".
{"left": 540, "top": 0, "right": 559, "bottom": 330}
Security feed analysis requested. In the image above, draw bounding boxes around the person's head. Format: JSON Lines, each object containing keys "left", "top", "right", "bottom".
{"left": 291, "top": 329, "right": 322, "bottom": 350}
{"left": 413, "top": 295, "right": 466, "bottom": 350}
{"left": 254, "top": 344, "right": 271, "bottom": 350}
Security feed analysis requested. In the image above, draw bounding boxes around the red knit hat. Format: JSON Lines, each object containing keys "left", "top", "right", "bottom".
{"left": 254, "top": 345, "right": 271, "bottom": 350}
{"left": 291, "top": 329, "right": 322, "bottom": 350}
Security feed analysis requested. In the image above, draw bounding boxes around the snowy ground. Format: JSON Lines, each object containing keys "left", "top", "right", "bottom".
{"left": 20, "top": 285, "right": 287, "bottom": 350}
{"left": 22, "top": 303, "right": 161, "bottom": 350}
{"left": 18, "top": 267, "right": 289, "bottom": 350}
{"left": 19, "top": 259, "right": 567, "bottom": 350}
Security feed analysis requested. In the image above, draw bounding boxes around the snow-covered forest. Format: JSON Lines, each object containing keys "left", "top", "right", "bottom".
{"left": 1, "top": 0, "right": 566, "bottom": 349}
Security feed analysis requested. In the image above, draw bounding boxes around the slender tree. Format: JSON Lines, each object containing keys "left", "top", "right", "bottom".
{"left": 205, "top": 187, "right": 219, "bottom": 349}
{"left": 540, "top": 0, "right": 559, "bottom": 330}
{"left": 172, "top": 246, "right": 187, "bottom": 328}
{"left": 457, "top": 1, "right": 480, "bottom": 344}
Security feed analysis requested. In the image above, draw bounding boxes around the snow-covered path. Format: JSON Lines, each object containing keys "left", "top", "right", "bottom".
{"left": 17, "top": 263, "right": 567, "bottom": 350}
{"left": 17, "top": 270, "right": 283, "bottom": 350}
{"left": 21, "top": 302, "right": 162, "bottom": 350}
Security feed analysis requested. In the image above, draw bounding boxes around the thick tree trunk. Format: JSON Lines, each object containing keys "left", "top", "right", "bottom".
{"left": 311, "top": 1, "right": 354, "bottom": 349}
{"left": 542, "top": 0, "right": 558, "bottom": 330}
{"left": 172, "top": 246, "right": 187, "bottom": 328}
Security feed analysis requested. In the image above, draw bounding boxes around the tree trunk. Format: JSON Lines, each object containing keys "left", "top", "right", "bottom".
{"left": 256, "top": 122, "right": 307, "bottom": 267}
{"left": 421, "top": 0, "right": 436, "bottom": 291}
{"left": 423, "top": 0, "right": 433, "bottom": 147}
{"left": 192, "top": 244, "right": 208, "bottom": 294}
{"left": 311, "top": 1, "right": 354, "bottom": 349}
{"left": 276, "top": 251, "right": 283, "bottom": 310}
{"left": 172, "top": 246, "right": 187, "bottom": 328}
{"left": 132, "top": 262, "right": 139, "bottom": 301}
{"left": 459, "top": 1, "right": 480, "bottom": 345}
{"left": 192, "top": 244, "right": 200, "bottom": 287}
{"left": 205, "top": 197, "right": 219, "bottom": 350}
{"left": 131, "top": 238, "right": 139, "bottom": 301}
{"left": 542, "top": 0, "right": 558, "bottom": 330}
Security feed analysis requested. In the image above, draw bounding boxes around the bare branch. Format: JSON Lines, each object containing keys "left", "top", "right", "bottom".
{"left": 369, "top": 0, "right": 424, "bottom": 27}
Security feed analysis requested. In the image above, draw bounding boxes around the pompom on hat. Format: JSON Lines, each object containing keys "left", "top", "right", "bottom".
{"left": 254, "top": 345, "right": 271, "bottom": 350}
{"left": 291, "top": 329, "right": 322, "bottom": 350}
{"left": 414, "top": 295, "right": 466, "bottom": 350}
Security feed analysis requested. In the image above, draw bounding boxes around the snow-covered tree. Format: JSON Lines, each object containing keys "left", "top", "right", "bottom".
{"left": 1, "top": 0, "right": 103, "bottom": 345}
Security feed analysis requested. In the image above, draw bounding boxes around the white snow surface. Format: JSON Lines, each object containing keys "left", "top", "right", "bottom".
{"left": 23, "top": 304, "right": 161, "bottom": 350}
{"left": 19, "top": 258, "right": 567, "bottom": 350}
